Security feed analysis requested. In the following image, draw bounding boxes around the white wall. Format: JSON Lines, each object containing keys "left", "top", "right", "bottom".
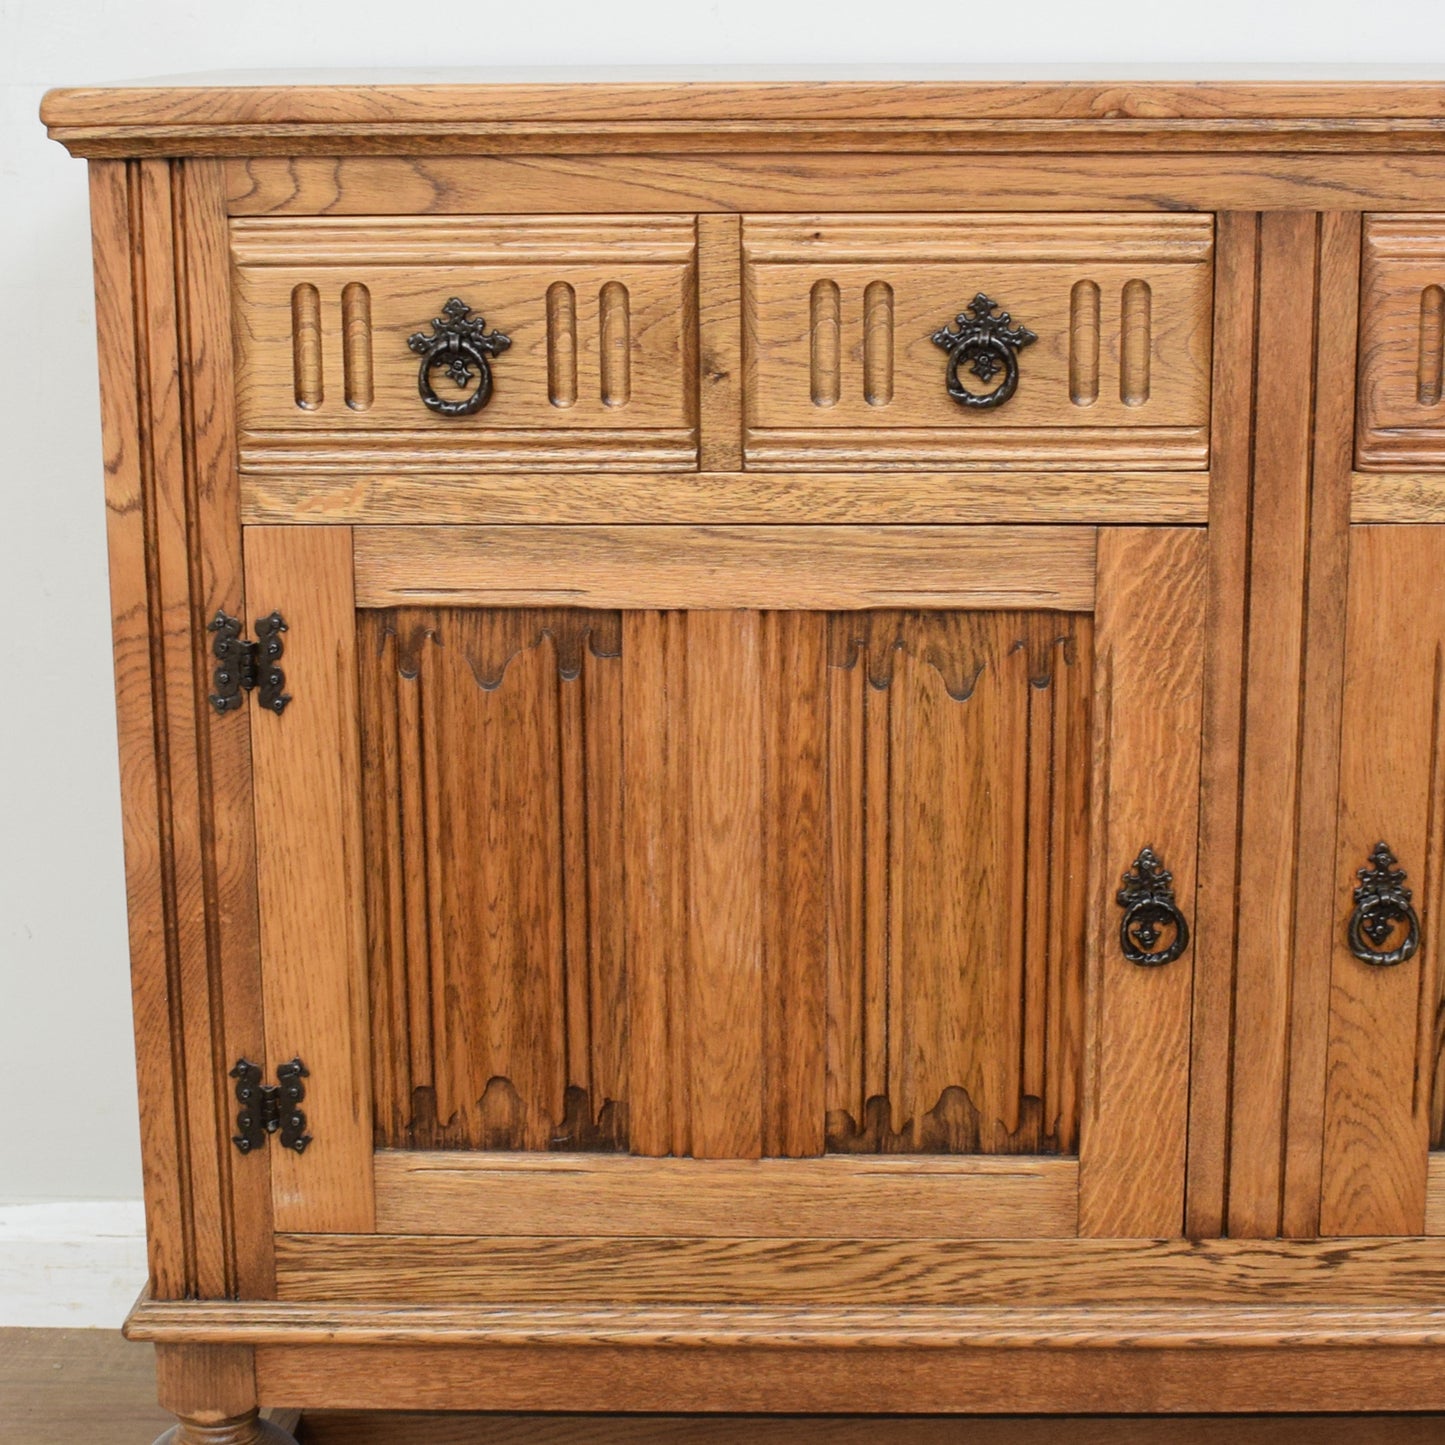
{"left": 2, "top": 0, "right": 1444, "bottom": 1275}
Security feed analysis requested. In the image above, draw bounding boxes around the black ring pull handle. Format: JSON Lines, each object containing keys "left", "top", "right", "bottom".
{"left": 931, "top": 292, "right": 1037, "bottom": 410}
{"left": 1116, "top": 846, "right": 1190, "bottom": 967}
{"left": 407, "top": 297, "right": 512, "bottom": 417}
{"left": 1348, "top": 841, "right": 1421, "bottom": 966}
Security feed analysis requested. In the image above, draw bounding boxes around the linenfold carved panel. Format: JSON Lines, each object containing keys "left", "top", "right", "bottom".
{"left": 360, "top": 606, "right": 1089, "bottom": 1159}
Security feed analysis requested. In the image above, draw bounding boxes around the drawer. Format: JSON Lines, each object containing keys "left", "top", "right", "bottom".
{"left": 230, "top": 215, "right": 697, "bottom": 473}
{"left": 743, "top": 213, "right": 1214, "bottom": 469}
{"left": 1358, "top": 215, "right": 1445, "bottom": 468}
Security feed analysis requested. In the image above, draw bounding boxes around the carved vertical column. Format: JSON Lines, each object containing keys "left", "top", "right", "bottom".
{"left": 1188, "top": 211, "right": 1360, "bottom": 1238}
{"left": 87, "top": 157, "right": 273, "bottom": 1297}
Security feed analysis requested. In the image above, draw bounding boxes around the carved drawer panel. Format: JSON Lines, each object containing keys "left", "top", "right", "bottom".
{"left": 743, "top": 213, "right": 1214, "bottom": 469}
{"left": 1358, "top": 216, "right": 1445, "bottom": 468}
{"left": 231, "top": 216, "right": 697, "bottom": 473}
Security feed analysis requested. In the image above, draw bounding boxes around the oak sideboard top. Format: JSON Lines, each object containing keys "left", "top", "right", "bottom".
{"left": 39, "top": 66, "right": 1445, "bottom": 158}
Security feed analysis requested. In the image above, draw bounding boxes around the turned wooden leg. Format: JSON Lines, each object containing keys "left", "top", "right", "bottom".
{"left": 157, "top": 1416, "right": 297, "bottom": 1445}
{"left": 152, "top": 1343, "right": 297, "bottom": 1445}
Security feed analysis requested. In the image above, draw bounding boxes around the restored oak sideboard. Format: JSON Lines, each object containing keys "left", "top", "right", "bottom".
{"left": 40, "top": 72, "right": 1445, "bottom": 1441}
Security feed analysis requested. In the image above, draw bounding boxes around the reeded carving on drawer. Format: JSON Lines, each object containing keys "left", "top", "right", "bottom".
{"left": 743, "top": 213, "right": 1214, "bottom": 469}
{"left": 231, "top": 216, "right": 697, "bottom": 473}
{"left": 1358, "top": 216, "right": 1445, "bottom": 468}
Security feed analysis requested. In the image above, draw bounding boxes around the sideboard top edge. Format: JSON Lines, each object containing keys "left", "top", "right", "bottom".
{"left": 40, "top": 73, "right": 1445, "bottom": 142}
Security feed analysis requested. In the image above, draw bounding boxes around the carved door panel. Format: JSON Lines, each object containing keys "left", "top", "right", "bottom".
{"left": 1321, "top": 525, "right": 1445, "bottom": 1236}
{"left": 242, "top": 522, "right": 1206, "bottom": 1263}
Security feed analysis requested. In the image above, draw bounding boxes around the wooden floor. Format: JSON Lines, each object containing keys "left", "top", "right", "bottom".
{"left": 6, "top": 1329, "right": 1445, "bottom": 1444}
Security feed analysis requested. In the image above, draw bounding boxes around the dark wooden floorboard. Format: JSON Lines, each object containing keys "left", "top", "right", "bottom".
{"left": 6, "top": 1329, "right": 1445, "bottom": 1444}
{"left": 0, "top": 1328, "right": 172, "bottom": 1444}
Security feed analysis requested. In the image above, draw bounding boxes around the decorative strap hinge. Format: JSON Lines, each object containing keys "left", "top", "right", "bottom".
{"left": 230, "top": 1058, "right": 312, "bottom": 1154}
{"left": 208, "top": 610, "right": 291, "bottom": 715}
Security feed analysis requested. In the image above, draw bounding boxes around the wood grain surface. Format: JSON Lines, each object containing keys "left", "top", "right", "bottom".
{"left": 1079, "top": 529, "right": 1205, "bottom": 1237}
{"left": 88, "top": 156, "right": 275, "bottom": 1302}
{"left": 1357, "top": 215, "right": 1445, "bottom": 467}
{"left": 223, "top": 154, "right": 1445, "bottom": 219}
{"left": 351, "top": 525, "right": 1097, "bottom": 610}
{"left": 742, "top": 214, "right": 1212, "bottom": 469}
{"left": 265, "top": 1234, "right": 1445, "bottom": 1306}
{"left": 6, "top": 1327, "right": 1442, "bottom": 1445}
{"left": 245, "top": 527, "right": 374, "bottom": 1234}
{"left": 231, "top": 216, "right": 696, "bottom": 468}
{"left": 1278, "top": 213, "right": 1362, "bottom": 1238}
{"left": 240, "top": 469, "right": 1208, "bottom": 526}
{"left": 358, "top": 603, "right": 1089, "bottom": 1161}
{"left": 1352, "top": 469, "right": 1445, "bottom": 519}
{"left": 249, "top": 1338, "right": 1445, "bottom": 1415}
{"left": 43, "top": 75, "right": 1445, "bottom": 131}
{"left": 1183, "top": 210, "right": 1256, "bottom": 1237}
{"left": 371, "top": 1153, "right": 1077, "bottom": 1237}
{"left": 1321, "top": 526, "right": 1445, "bottom": 1235}
{"left": 59, "top": 71, "right": 1445, "bottom": 1430}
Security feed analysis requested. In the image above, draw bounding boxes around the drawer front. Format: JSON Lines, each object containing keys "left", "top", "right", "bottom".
{"left": 1358, "top": 215, "right": 1445, "bottom": 468}
{"left": 743, "top": 214, "right": 1214, "bottom": 469}
{"left": 231, "top": 216, "right": 697, "bottom": 472}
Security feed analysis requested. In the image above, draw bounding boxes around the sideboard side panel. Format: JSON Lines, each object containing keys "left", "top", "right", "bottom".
{"left": 89, "top": 157, "right": 272, "bottom": 1300}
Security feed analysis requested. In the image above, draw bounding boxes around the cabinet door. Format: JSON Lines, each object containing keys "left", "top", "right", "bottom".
{"left": 242, "top": 522, "right": 1206, "bottom": 1290}
{"left": 1322, "top": 525, "right": 1445, "bottom": 1235}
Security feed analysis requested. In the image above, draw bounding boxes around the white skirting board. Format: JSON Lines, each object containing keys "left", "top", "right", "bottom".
{"left": 0, "top": 1201, "right": 147, "bottom": 1328}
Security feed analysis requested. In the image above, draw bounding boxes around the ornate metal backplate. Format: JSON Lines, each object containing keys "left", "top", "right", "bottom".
{"left": 408, "top": 297, "right": 512, "bottom": 417}
{"left": 1348, "top": 841, "right": 1421, "bottom": 966}
{"left": 1116, "top": 846, "right": 1190, "bottom": 966}
{"left": 931, "top": 293, "right": 1038, "bottom": 409}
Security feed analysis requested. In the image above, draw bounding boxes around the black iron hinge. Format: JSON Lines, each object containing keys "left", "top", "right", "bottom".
{"left": 230, "top": 1058, "right": 312, "bottom": 1154}
{"left": 207, "top": 610, "right": 291, "bottom": 715}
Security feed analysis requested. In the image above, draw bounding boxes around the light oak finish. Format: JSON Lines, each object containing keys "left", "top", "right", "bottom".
{"left": 1279, "top": 212, "right": 1362, "bottom": 1237}
{"left": 1352, "top": 468, "right": 1445, "bottom": 519}
{"left": 1321, "top": 526, "right": 1445, "bottom": 1235}
{"left": 53, "top": 74, "right": 1445, "bottom": 1433}
{"left": 1357, "top": 215, "right": 1445, "bottom": 467}
{"left": 265, "top": 1233, "right": 1445, "bottom": 1307}
{"left": 221, "top": 154, "right": 1445, "bottom": 219}
{"left": 1223, "top": 212, "right": 1322, "bottom": 1237}
{"left": 357, "top": 604, "right": 1090, "bottom": 1159}
{"left": 742, "top": 215, "right": 1213, "bottom": 469}
{"left": 244, "top": 526, "right": 374, "bottom": 1234}
{"left": 11, "top": 1329, "right": 1445, "bottom": 1445}
{"left": 245, "top": 1340, "right": 1445, "bottom": 1416}
{"left": 1205, "top": 213, "right": 1362, "bottom": 1239}
{"left": 88, "top": 157, "right": 274, "bottom": 1303}
{"left": 1429, "top": 1154, "right": 1445, "bottom": 1233}
{"left": 695, "top": 213, "right": 742, "bottom": 470}
{"left": 371, "top": 1153, "right": 1078, "bottom": 1237}
{"left": 240, "top": 469, "right": 1208, "bottom": 525}
{"left": 1183, "top": 210, "right": 1256, "bottom": 1236}
{"left": 1079, "top": 529, "right": 1205, "bottom": 1237}
{"left": 351, "top": 524, "right": 1098, "bottom": 610}
{"left": 40, "top": 74, "right": 1445, "bottom": 135}
{"left": 232, "top": 216, "right": 696, "bottom": 470}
